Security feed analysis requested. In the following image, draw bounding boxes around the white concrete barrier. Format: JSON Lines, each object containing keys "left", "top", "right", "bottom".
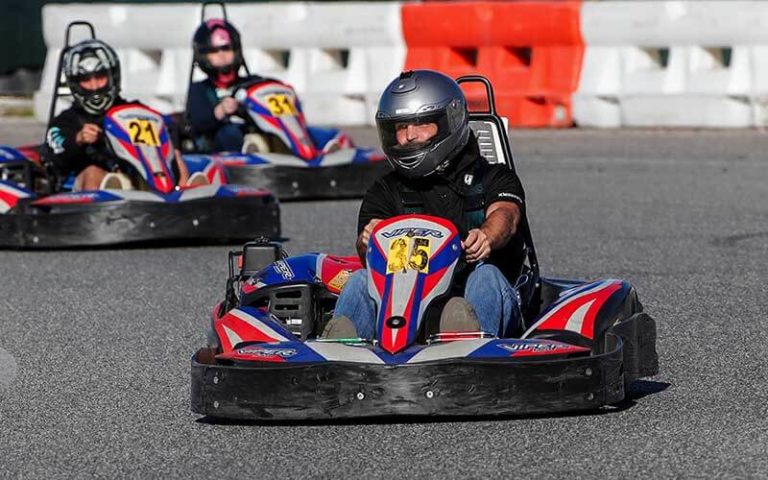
{"left": 35, "top": 2, "right": 406, "bottom": 126}
{"left": 575, "top": 1, "right": 768, "bottom": 127}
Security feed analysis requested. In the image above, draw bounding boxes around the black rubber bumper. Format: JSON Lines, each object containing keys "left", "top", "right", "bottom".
{"left": 191, "top": 314, "right": 658, "bottom": 421}
{"left": 0, "top": 196, "right": 280, "bottom": 248}
{"left": 225, "top": 161, "right": 391, "bottom": 200}
{"left": 191, "top": 339, "right": 624, "bottom": 421}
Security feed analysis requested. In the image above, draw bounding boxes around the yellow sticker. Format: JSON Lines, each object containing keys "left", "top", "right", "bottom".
{"left": 265, "top": 94, "right": 298, "bottom": 116}
{"left": 387, "top": 237, "right": 410, "bottom": 274}
{"left": 328, "top": 269, "right": 351, "bottom": 292}
{"left": 127, "top": 119, "right": 161, "bottom": 147}
{"left": 386, "top": 236, "right": 430, "bottom": 274}
{"left": 408, "top": 237, "right": 430, "bottom": 273}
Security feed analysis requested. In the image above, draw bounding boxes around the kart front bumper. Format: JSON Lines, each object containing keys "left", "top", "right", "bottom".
{"left": 0, "top": 195, "right": 280, "bottom": 248}
{"left": 224, "top": 161, "right": 390, "bottom": 200}
{"left": 191, "top": 344, "right": 622, "bottom": 421}
{"left": 191, "top": 313, "right": 657, "bottom": 421}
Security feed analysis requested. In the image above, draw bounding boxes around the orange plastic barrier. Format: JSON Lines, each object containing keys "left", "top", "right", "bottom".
{"left": 402, "top": 1, "right": 584, "bottom": 127}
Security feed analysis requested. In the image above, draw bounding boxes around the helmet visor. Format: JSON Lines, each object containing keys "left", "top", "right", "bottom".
{"left": 377, "top": 112, "right": 451, "bottom": 167}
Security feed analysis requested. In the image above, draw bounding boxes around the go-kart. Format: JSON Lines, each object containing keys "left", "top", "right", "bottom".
{"left": 190, "top": 76, "right": 658, "bottom": 421}
{"left": 0, "top": 22, "right": 280, "bottom": 248}
{"left": 178, "top": 2, "right": 388, "bottom": 200}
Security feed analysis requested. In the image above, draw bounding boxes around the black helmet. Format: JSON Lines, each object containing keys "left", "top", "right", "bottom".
{"left": 63, "top": 39, "right": 121, "bottom": 115}
{"left": 375, "top": 70, "right": 470, "bottom": 179}
{"left": 192, "top": 19, "right": 244, "bottom": 78}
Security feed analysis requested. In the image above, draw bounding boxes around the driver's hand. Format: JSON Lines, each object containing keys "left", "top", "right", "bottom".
{"left": 463, "top": 228, "right": 491, "bottom": 263}
{"left": 75, "top": 123, "right": 102, "bottom": 145}
{"left": 360, "top": 219, "right": 382, "bottom": 248}
{"left": 215, "top": 97, "right": 240, "bottom": 119}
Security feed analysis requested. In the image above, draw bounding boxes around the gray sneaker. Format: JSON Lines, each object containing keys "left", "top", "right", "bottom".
{"left": 439, "top": 297, "right": 480, "bottom": 333}
{"left": 321, "top": 315, "right": 358, "bottom": 339}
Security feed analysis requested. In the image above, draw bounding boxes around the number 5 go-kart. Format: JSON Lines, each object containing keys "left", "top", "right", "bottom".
{"left": 177, "top": 2, "right": 388, "bottom": 200}
{"left": 0, "top": 22, "right": 279, "bottom": 248}
{"left": 190, "top": 76, "right": 658, "bottom": 421}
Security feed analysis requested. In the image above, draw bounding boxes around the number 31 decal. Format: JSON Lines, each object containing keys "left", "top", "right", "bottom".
{"left": 265, "top": 94, "right": 298, "bottom": 117}
{"left": 128, "top": 119, "right": 161, "bottom": 147}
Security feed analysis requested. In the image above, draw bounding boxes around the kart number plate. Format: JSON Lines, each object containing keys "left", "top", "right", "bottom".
{"left": 265, "top": 94, "right": 298, "bottom": 117}
{"left": 386, "top": 236, "right": 431, "bottom": 274}
{"left": 127, "top": 118, "right": 161, "bottom": 147}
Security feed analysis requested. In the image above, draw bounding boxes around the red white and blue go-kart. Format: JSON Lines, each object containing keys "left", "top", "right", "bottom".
{"left": 178, "top": 3, "right": 387, "bottom": 200}
{"left": 0, "top": 22, "right": 279, "bottom": 248}
{"left": 190, "top": 76, "right": 659, "bottom": 421}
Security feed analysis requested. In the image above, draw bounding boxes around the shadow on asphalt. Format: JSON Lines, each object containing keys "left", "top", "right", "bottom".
{"left": 195, "top": 379, "right": 671, "bottom": 428}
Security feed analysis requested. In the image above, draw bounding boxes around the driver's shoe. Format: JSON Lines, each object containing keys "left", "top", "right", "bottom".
{"left": 99, "top": 172, "right": 132, "bottom": 190}
{"left": 322, "top": 315, "right": 358, "bottom": 339}
{"left": 242, "top": 133, "right": 269, "bottom": 154}
{"left": 439, "top": 297, "right": 480, "bottom": 333}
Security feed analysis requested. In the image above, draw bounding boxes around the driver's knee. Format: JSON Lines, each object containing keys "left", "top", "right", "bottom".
{"left": 334, "top": 269, "right": 376, "bottom": 339}
{"left": 74, "top": 165, "right": 108, "bottom": 191}
{"left": 466, "top": 263, "right": 509, "bottom": 293}
{"left": 214, "top": 124, "right": 244, "bottom": 152}
{"left": 464, "top": 263, "right": 520, "bottom": 336}
{"left": 339, "top": 269, "right": 368, "bottom": 297}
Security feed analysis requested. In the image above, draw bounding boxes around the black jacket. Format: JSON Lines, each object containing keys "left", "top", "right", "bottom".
{"left": 358, "top": 134, "right": 527, "bottom": 280}
{"left": 44, "top": 97, "right": 128, "bottom": 176}
{"left": 186, "top": 75, "right": 264, "bottom": 136}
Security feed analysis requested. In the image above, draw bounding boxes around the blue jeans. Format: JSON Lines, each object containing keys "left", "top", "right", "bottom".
{"left": 214, "top": 123, "right": 244, "bottom": 152}
{"left": 334, "top": 263, "right": 522, "bottom": 339}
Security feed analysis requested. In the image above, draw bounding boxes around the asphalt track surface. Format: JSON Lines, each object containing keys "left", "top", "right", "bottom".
{"left": 2, "top": 118, "right": 768, "bottom": 478}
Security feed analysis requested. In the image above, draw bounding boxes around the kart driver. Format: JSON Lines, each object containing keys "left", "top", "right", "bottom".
{"left": 45, "top": 39, "right": 192, "bottom": 191}
{"left": 187, "top": 19, "right": 263, "bottom": 152}
{"left": 323, "top": 70, "right": 526, "bottom": 340}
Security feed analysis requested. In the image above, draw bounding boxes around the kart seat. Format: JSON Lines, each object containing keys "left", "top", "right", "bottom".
{"left": 468, "top": 119, "right": 510, "bottom": 166}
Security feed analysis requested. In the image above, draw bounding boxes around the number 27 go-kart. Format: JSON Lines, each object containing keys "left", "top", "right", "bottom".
{"left": 190, "top": 76, "right": 659, "bottom": 421}
{"left": 0, "top": 22, "right": 279, "bottom": 248}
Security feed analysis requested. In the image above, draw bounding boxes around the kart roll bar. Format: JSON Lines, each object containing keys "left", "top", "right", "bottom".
{"left": 47, "top": 21, "right": 97, "bottom": 130}
{"left": 457, "top": 74, "right": 497, "bottom": 116}
{"left": 201, "top": 1, "right": 229, "bottom": 22}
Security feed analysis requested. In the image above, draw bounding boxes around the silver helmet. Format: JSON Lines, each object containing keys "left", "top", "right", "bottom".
{"left": 375, "top": 70, "right": 470, "bottom": 179}
{"left": 63, "top": 39, "right": 121, "bottom": 115}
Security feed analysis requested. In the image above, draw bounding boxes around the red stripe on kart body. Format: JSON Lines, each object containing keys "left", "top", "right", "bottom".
{"left": 380, "top": 274, "right": 418, "bottom": 354}
{"left": 533, "top": 281, "right": 623, "bottom": 339}
{"left": 370, "top": 269, "right": 386, "bottom": 298}
{"left": 216, "top": 350, "right": 287, "bottom": 363}
{"left": 32, "top": 193, "right": 100, "bottom": 206}
{"left": 0, "top": 189, "right": 22, "bottom": 210}
{"left": 214, "top": 309, "right": 283, "bottom": 352}
{"left": 420, "top": 265, "right": 449, "bottom": 299}
{"left": 510, "top": 344, "right": 589, "bottom": 357}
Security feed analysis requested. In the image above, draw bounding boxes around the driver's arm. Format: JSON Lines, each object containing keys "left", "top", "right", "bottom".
{"left": 187, "top": 81, "right": 222, "bottom": 134}
{"left": 356, "top": 178, "right": 398, "bottom": 264}
{"left": 463, "top": 164, "right": 525, "bottom": 263}
{"left": 45, "top": 109, "right": 88, "bottom": 173}
{"left": 463, "top": 202, "right": 521, "bottom": 263}
{"left": 481, "top": 201, "right": 521, "bottom": 249}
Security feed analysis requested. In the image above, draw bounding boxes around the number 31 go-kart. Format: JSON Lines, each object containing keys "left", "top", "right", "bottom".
{"left": 181, "top": 78, "right": 388, "bottom": 201}
{"left": 190, "top": 76, "right": 659, "bottom": 421}
{"left": 0, "top": 22, "right": 279, "bottom": 248}
{"left": 177, "top": 3, "right": 388, "bottom": 200}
